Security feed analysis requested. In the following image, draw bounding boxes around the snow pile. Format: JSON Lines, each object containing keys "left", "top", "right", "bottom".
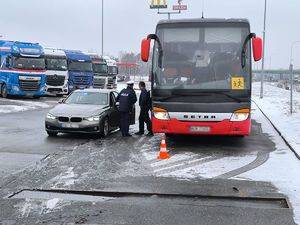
{"left": 252, "top": 82, "right": 300, "bottom": 158}
{"left": 240, "top": 103, "right": 300, "bottom": 224}
{"left": 0, "top": 99, "right": 52, "bottom": 114}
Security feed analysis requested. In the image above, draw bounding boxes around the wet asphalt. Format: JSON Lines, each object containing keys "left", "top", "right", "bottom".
{"left": 0, "top": 96, "right": 297, "bottom": 224}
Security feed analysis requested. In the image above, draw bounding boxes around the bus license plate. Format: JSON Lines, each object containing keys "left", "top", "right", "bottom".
{"left": 189, "top": 126, "right": 210, "bottom": 133}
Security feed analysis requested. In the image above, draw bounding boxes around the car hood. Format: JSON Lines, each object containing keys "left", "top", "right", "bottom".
{"left": 49, "top": 104, "right": 108, "bottom": 117}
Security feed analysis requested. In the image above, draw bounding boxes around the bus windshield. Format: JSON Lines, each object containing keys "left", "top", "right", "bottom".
{"left": 153, "top": 24, "right": 251, "bottom": 90}
{"left": 13, "top": 56, "right": 45, "bottom": 70}
{"left": 68, "top": 61, "right": 93, "bottom": 72}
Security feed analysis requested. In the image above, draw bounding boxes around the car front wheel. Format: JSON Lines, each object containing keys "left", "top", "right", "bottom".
{"left": 100, "top": 117, "right": 109, "bottom": 137}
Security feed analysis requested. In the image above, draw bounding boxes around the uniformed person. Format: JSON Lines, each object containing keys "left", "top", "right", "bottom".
{"left": 116, "top": 81, "right": 137, "bottom": 137}
{"left": 135, "top": 81, "right": 153, "bottom": 136}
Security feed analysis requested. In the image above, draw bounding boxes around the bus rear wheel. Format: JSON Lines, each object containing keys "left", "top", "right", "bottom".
{"left": 1, "top": 84, "right": 8, "bottom": 98}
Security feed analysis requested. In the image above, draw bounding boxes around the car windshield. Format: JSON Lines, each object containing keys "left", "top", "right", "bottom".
{"left": 153, "top": 25, "right": 251, "bottom": 90}
{"left": 65, "top": 92, "right": 108, "bottom": 105}
{"left": 13, "top": 56, "right": 45, "bottom": 70}
{"left": 93, "top": 63, "right": 108, "bottom": 74}
{"left": 45, "top": 57, "right": 67, "bottom": 71}
{"left": 68, "top": 60, "right": 93, "bottom": 72}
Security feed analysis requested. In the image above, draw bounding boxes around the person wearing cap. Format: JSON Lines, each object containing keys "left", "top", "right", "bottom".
{"left": 116, "top": 81, "right": 137, "bottom": 137}
{"left": 135, "top": 81, "right": 153, "bottom": 136}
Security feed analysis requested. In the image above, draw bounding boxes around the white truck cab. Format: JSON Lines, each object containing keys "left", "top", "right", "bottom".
{"left": 44, "top": 47, "right": 69, "bottom": 96}
{"left": 103, "top": 56, "right": 118, "bottom": 89}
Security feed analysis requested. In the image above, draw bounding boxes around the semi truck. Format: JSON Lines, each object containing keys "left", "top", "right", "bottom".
{"left": 103, "top": 56, "right": 118, "bottom": 89}
{"left": 64, "top": 50, "right": 93, "bottom": 92}
{"left": 44, "top": 47, "right": 68, "bottom": 96}
{"left": 88, "top": 54, "right": 109, "bottom": 89}
{"left": 0, "top": 41, "right": 46, "bottom": 98}
{"left": 141, "top": 18, "right": 262, "bottom": 136}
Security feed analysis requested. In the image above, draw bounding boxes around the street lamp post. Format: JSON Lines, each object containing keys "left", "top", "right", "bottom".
{"left": 260, "top": 0, "right": 267, "bottom": 99}
{"left": 289, "top": 41, "right": 300, "bottom": 114}
{"left": 101, "top": 0, "right": 104, "bottom": 58}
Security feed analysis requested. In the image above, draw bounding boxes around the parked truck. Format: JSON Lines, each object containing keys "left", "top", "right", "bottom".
{"left": 103, "top": 56, "right": 118, "bottom": 89}
{"left": 44, "top": 47, "right": 68, "bottom": 96}
{"left": 0, "top": 41, "right": 46, "bottom": 98}
{"left": 88, "top": 54, "right": 109, "bottom": 89}
{"left": 64, "top": 50, "right": 93, "bottom": 92}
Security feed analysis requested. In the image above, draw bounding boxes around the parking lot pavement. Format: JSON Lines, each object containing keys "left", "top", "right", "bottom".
{"left": 0, "top": 96, "right": 299, "bottom": 224}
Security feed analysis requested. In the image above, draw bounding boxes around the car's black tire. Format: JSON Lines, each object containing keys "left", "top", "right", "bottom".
{"left": 1, "top": 84, "right": 8, "bottom": 98}
{"left": 47, "top": 131, "right": 58, "bottom": 137}
{"left": 33, "top": 96, "right": 41, "bottom": 99}
{"left": 100, "top": 117, "right": 110, "bottom": 137}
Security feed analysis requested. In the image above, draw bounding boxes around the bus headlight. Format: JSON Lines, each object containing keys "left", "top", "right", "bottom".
{"left": 153, "top": 107, "right": 170, "bottom": 121}
{"left": 230, "top": 109, "right": 250, "bottom": 122}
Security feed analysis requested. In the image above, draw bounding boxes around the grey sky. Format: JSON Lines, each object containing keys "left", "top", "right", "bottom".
{"left": 0, "top": 0, "right": 299, "bottom": 69}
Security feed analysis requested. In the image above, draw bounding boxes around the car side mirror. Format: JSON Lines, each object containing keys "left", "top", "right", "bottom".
{"left": 115, "top": 102, "right": 120, "bottom": 107}
{"left": 252, "top": 37, "right": 263, "bottom": 62}
{"left": 58, "top": 98, "right": 65, "bottom": 104}
{"left": 141, "top": 38, "right": 151, "bottom": 62}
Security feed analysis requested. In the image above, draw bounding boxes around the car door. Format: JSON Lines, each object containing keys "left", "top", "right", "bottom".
{"left": 109, "top": 92, "right": 120, "bottom": 129}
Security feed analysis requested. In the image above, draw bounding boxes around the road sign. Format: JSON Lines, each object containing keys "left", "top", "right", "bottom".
{"left": 150, "top": 0, "right": 167, "bottom": 9}
{"left": 173, "top": 5, "right": 187, "bottom": 10}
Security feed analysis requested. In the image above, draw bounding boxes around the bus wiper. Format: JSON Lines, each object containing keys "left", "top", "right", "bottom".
{"left": 241, "top": 33, "right": 256, "bottom": 68}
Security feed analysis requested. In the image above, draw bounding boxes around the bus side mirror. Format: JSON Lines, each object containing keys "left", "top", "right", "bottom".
{"left": 252, "top": 37, "right": 262, "bottom": 62}
{"left": 141, "top": 38, "right": 151, "bottom": 62}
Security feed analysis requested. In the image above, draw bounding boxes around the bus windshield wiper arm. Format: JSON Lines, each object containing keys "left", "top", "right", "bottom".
{"left": 241, "top": 33, "right": 256, "bottom": 68}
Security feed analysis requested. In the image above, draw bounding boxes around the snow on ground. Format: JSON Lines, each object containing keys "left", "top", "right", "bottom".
{"left": 239, "top": 103, "right": 300, "bottom": 224}
{"left": 0, "top": 98, "right": 52, "bottom": 114}
{"left": 252, "top": 82, "right": 300, "bottom": 158}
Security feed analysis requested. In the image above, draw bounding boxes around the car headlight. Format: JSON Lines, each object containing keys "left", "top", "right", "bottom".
{"left": 153, "top": 107, "right": 170, "bottom": 121}
{"left": 84, "top": 116, "right": 100, "bottom": 122}
{"left": 46, "top": 113, "right": 56, "bottom": 120}
{"left": 230, "top": 109, "right": 250, "bottom": 122}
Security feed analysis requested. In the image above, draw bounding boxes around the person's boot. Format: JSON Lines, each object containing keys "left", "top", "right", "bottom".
{"left": 135, "top": 131, "right": 144, "bottom": 135}
{"left": 147, "top": 131, "right": 154, "bottom": 136}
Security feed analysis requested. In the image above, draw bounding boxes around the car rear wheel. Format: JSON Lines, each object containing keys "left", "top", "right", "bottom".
{"left": 100, "top": 117, "right": 109, "bottom": 137}
{"left": 1, "top": 84, "right": 8, "bottom": 98}
{"left": 47, "top": 131, "right": 58, "bottom": 137}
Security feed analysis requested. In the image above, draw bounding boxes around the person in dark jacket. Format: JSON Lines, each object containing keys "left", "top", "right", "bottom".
{"left": 116, "top": 81, "right": 137, "bottom": 137}
{"left": 135, "top": 81, "right": 153, "bottom": 136}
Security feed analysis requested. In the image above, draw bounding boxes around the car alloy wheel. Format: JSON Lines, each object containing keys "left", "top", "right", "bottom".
{"left": 102, "top": 118, "right": 109, "bottom": 137}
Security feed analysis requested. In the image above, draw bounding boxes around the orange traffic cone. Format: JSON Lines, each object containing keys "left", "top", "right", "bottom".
{"left": 157, "top": 136, "right": 170, "bottom": 160}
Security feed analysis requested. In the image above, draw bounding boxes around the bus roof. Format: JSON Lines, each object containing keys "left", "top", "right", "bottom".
{"left": 157, "top": 18, "right": 250, "bottom": 26}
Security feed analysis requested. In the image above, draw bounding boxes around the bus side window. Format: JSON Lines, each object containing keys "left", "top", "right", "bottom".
{"left": 5, "top": 56, "right": 12, "bottom": 68}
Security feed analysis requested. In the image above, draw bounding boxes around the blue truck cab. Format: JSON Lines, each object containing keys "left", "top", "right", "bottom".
{"left": 0, "top": 41, "right": 46, "bottom": 98}
{"left": 64, "top": 50, "right": 94, "bottom": 92}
